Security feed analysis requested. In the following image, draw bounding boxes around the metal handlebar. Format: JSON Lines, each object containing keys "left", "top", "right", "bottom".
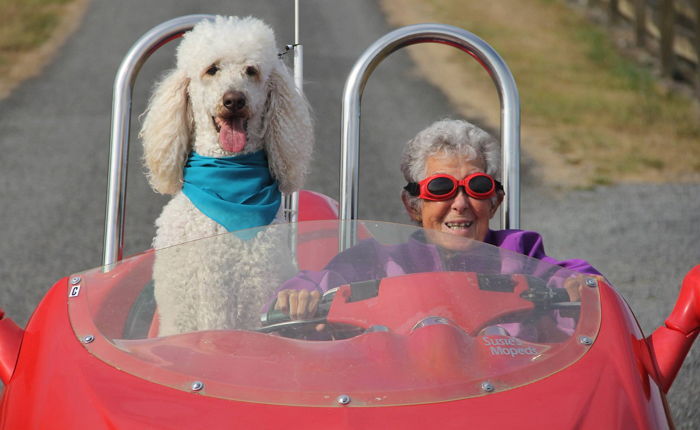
{"left": 339, "top": 24, "right": 521, "bottom": 250}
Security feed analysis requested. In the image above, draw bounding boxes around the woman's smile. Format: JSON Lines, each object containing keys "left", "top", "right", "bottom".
{"left": 418, "top": 153, "right": 500, "bottom": 248}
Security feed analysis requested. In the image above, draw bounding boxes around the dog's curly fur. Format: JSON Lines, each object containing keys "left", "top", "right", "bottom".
{"left": 139, "top": 16, "right": 312, "bottom": 336}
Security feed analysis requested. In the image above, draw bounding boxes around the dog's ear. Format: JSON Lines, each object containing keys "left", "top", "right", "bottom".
{"left": 139, "top": 69, "right": 193, "bottom": 195}
{"left": 261, "top": 62, "right": 314, "bottom": 194}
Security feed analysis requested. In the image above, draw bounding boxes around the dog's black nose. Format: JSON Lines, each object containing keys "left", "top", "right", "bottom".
{"left": 223, "top": 91, "right": 246, "bottom": 112}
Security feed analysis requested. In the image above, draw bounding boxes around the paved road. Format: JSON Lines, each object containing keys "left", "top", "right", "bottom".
{"left": 0, "top": 0, "right": 697, "bottom": 427}
{"left": 0, "top": 0, "right": 449, "bottom": 319}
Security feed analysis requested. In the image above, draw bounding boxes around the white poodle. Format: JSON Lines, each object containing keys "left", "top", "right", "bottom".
{"left": 139, "top": 16, "right": 312, "bottom": 336}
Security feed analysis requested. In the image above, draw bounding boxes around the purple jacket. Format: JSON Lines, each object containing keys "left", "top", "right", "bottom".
{"left": 280, "top": 229, "right": 601, "bottom": 294}
{"left": 276, "top": 229, "right": 602, "bottom": 341}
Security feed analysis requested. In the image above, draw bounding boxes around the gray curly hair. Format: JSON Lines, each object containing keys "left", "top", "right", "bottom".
{"left": 400, "top": 119, "right": 501, "bottom": 214}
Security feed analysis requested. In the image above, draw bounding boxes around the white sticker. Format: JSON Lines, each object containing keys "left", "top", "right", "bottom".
{"left": 68, "top": 285, "right": 81, "bottom": 298}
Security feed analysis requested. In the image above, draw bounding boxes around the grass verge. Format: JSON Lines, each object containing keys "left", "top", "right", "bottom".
{"left": 381, "top": 0, "right": 700, "bottom": 186}
{"left": 0, "top": 0, "right": 88, "bottom": 99}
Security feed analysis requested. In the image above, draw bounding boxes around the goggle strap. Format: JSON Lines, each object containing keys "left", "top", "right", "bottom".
{"left": 404, "top": 182, "right": 420, "bottom": 196}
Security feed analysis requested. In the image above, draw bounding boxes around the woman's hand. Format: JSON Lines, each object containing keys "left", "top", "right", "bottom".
{"left": 564, "top": 275, "right": 605, "bottom": 302}
{"left": 274, "top": 289, "right": 322, "bottom": 320}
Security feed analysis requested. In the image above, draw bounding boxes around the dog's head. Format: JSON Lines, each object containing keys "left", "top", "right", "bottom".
{"left": 140, "top": 16, "right": 313, "bottom": 195}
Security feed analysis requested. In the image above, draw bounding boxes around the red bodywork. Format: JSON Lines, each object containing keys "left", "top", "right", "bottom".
{"left": 0, "top": 273, "right": 673, "bottom": 429}
{"left": 0, "top": 192, "right": 696, "bottom": 429}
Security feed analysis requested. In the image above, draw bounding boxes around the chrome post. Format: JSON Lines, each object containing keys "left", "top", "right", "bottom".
{"left": 103, "top": 15, "right": 214, "bottom": 267}
{"left": 282, "top": 0, "right": 303, "bottom": 267}
{"left": 340, "top": 24, "right": 521, "bottom": 250}
{"left": 282, "top": 0, "right": 303, "bottom": 224}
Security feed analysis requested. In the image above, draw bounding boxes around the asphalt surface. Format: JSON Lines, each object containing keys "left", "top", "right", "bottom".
{"left": 0, "top": 0, "right": 697, "bottom": 427}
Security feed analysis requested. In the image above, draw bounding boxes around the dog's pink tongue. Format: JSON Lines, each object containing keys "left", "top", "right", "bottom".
{"left": 218, "top": 118, "right": 246, "bottom": 153}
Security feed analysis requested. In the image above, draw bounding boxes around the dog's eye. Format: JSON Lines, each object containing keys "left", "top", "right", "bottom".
{"left": 245, "top": 66, "right": 259, "bottom": 77}
{"left": 205, "top": 64, "right": 220, "bottom": 76}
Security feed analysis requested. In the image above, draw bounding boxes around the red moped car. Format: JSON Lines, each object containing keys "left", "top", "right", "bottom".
{"left": 0, "top": 14, "right": 697, "bottom": 430}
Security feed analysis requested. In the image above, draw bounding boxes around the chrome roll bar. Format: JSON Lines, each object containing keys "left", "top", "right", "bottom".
{"left": 340, "top": 24, "right": 521, "bottom": 250}
{"left": 103, "top": 15, "right": 214, "bottom": 267}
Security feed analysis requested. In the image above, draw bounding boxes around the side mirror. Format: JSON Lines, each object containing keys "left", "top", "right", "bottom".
{"left": 0, "top": 309, "right": 25, "bottom": 384}
{"left": 645, "top": 264, "right": 700, "bottom": 392}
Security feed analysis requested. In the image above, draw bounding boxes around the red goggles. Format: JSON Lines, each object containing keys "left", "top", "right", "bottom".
{"left": 404, "top": 173, "right": 503, "bottom": 201}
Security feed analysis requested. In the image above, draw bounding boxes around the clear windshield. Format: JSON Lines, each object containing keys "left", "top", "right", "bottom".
{"left": 68, "top": 220, "right": 601, "bottom": 406}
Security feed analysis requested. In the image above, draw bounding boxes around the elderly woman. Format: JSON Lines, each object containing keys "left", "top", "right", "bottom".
{"left": 400, "top": 120, "right": 600, "bottom": 265}
{"left": 275, "top": 119, "right": 601, "bottom": 324}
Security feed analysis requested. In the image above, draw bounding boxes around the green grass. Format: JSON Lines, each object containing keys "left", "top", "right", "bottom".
{"left": 0, "top": 0, "right": 72, "bottom": 57}
{"left": 410, "top": 0, "right": 700, "bottom": 184}
{"left": 0, "top": 0, "right": 79, "bottom": 96}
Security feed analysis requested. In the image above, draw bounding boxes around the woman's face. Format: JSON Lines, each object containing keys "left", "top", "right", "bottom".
{"left": 406, "top": 153, "right": 502, "bottom": 249}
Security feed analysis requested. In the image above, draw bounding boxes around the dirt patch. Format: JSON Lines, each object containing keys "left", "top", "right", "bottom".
{"left": 379, "top": 0, "right": 700, "bottom": 187}
{"left": 0, "top": 0, "right": 90, "bottom": 100}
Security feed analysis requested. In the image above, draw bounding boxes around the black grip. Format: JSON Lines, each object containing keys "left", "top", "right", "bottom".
{"left": 520, "top": 284, "right": 572, "bottom": 306}
{"left": 551, "top": 287, "right": 572, "bottom": 303}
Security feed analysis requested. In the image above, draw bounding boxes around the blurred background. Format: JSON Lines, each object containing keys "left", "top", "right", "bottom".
{"left": 0, "top": 0, "right": 698, "bottom": 427}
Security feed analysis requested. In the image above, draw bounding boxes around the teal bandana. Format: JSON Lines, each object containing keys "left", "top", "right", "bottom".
{"left": 182, "top": 151, "right": 281, "bottom": 237}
